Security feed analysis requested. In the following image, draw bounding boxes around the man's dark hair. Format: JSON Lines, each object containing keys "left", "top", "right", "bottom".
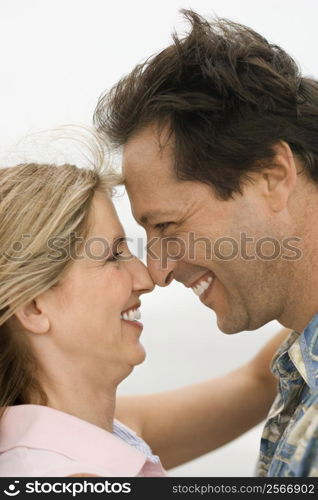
{"left": 94, "top": 9, "right": 318, "bottom": 199}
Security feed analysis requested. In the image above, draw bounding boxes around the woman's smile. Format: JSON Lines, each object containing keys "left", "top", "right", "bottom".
{"left": 120, "top": 304, "right": 143, "bottom": 330}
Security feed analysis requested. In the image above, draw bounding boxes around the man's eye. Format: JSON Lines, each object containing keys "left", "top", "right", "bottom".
{"left": 154, "top": 222, "right": 172, "bottom": 231}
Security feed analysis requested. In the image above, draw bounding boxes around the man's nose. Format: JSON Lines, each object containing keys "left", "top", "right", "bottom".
{"left": 147, "top": 253, "right": 175, "bottom": 287}
{"left": 131, "top": 257, "right": 155, "bottom": 294}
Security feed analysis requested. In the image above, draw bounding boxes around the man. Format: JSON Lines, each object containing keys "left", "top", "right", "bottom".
{"left": 94, "top": 10, "right": 318, "bottom": 476}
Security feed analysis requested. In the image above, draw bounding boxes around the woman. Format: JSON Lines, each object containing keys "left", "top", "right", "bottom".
{"left": 0, "top": 157, "right": 288, "bottom": 476}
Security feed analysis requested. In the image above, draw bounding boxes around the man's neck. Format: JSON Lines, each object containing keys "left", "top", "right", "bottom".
{"left": 279, "top": 248, "right": 318, "bottom": 333}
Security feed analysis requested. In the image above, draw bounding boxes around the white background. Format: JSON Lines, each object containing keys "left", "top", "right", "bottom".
{"left": 1, "top": 0, "right": 317, "bottom": 476}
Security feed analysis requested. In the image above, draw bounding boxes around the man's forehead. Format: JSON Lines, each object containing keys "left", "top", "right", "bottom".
{"left": 123, "top": 126, "right": 174, "bottom": 174}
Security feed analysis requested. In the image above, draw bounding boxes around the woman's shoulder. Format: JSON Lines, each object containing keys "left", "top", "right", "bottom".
{"left": 0, "top": 405, "right": 162, "bottom": 477}
{"left": 0, "top": 446, "right": 109, "bottom": 477}
{"left": 0, "top": 405, "right": 114, "bottom": 477}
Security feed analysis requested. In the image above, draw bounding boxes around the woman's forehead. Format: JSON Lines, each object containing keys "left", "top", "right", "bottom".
{"left": 88, "top": 191, "right": 125, "bottom": 239}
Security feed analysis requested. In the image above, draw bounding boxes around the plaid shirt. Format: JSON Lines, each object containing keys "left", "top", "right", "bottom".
{"left": 256, "top": 314, "right": 318, "bottom": 477}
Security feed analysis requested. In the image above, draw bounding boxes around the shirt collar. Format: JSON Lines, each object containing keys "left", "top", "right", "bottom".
{"left": 273, "top": 313, "right": 318, "bottom": 391}
{"left": 0, "top": 404, "right": 150, "bottom": 476}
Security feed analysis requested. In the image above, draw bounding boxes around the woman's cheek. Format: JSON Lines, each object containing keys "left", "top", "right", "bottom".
{"left": 106, "top": 266, "right": 132, "bottom": 297}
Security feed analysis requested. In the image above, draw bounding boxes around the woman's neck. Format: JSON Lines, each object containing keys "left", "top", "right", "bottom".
{"left": 32, "top": 367, "right": 118, "bottom": 433}
{"left": 45, "top": 385, "right": 116, "bottom": 432}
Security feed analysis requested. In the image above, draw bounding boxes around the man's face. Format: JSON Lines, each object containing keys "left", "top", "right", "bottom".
{"left": 123, "top": 126, "right": 295, "bottom": 334}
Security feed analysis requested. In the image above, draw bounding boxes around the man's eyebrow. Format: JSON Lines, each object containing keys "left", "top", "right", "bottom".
{"left": 139, "top": 211, "right": 177, "bottom": 225}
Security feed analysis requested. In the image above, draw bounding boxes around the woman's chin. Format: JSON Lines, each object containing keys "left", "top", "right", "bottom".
{"left": 118, "top": 349, "right": 146, "bottom": 384}
{"left": 126, "top": 343, "right": 147, "bottom": 370}
{"left": 133, "top": 343, "right": 147, "bottom": 366}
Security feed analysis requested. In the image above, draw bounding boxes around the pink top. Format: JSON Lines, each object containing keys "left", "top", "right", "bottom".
{"left": 0, "top": 405, "right": 167, "bottom": 477}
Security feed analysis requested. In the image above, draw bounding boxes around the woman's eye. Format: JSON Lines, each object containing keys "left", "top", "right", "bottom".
{"left": 105, "top": 237, "right": 133, "bottom": 264}
{"left": 106, "top": 250, "right": 125, "bottom": 263}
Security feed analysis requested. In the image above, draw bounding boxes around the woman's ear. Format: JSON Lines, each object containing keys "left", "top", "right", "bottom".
{"left": 14, "top": 298, "right": 50, "bottom": 335}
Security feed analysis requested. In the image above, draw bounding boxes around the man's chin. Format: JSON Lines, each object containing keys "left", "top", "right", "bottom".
{"left": 216, "top": 315, "right": 247, "bottom": 335}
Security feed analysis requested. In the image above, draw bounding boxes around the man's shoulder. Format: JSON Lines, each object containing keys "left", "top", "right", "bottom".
{"left": 259, "top": 385, "right": 318, "bottom": 477}
{"left": 288, "top": 396, "right": 318, "bottom": 476}
{"left": 280, "top": 388, "right": 318, "bottom": 476}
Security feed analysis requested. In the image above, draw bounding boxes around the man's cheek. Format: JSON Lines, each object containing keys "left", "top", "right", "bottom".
{"left": 160, "top": 237, "right": 187, "bottom": 269}
{"left": 187, "top": 232, "right": 214, "bottom": 261}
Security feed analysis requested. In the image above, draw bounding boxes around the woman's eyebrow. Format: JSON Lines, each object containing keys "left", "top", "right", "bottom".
{"left": 91, "top": 235, "right": 126, "bottom": 256}
{"left": 112, "top": 235, "right": 127, "bottom": 245}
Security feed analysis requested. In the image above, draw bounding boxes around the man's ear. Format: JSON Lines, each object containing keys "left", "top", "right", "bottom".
{"left": 261, "top": 140, "right": 298, "bottom": 212}
{"left": 14, "top": 298, "right": 50, "bottom": 335}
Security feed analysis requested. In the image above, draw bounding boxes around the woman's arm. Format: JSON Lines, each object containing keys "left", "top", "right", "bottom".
{"left": 115, "top": 328, "right": 290, "bottom": 469}
{"left": 67, "top": 474, "right": 100, "bottom": 477}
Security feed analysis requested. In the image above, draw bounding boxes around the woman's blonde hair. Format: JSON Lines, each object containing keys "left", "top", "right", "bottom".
{"left": 0, "top": 131, "right": 122, "bottom": 417}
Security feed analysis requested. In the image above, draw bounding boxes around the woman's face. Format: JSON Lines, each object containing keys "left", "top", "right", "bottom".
{"left": 35, "top": 191, "right": 154, "bottom": 383}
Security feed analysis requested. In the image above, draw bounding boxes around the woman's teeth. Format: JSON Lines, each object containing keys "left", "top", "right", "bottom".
{"left": 120, "top": 308, "right": 141, "bottom": 321}
{"left": 192, "top": 276, "right": 214, "bottom": 297}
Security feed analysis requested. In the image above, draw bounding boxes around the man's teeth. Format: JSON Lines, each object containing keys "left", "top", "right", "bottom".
{"left": 192, "top": 276, "right": 213, "bottom": 297}
{"left": 120, "top": 308, "right": 141, "bottom": 321}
